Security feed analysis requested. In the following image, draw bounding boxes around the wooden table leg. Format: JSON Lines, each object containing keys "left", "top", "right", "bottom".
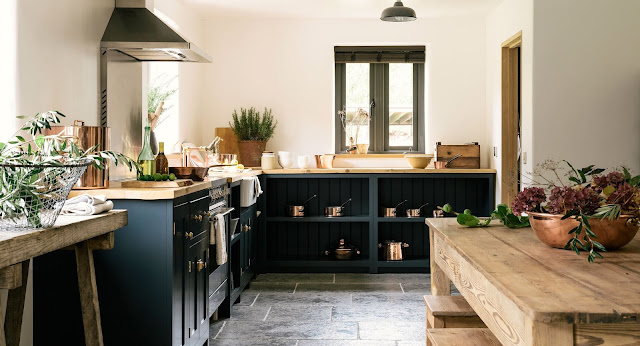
{"left": 75, "top": 241, "right": 104, "bottom": 346}
{"left": 430, "top": 228, "right": 451, "bottom": 296}
{"left": 3, "top": 260, "right": 29, "bottom": 346}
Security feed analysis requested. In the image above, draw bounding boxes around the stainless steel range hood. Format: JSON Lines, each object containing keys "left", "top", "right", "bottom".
{"left": 101, "top": 0, "right": 212, "bottom": 63}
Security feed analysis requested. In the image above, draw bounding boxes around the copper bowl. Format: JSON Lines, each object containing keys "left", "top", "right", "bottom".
{"left": 528, "top": 212, "right": 639, "bottom": 250}
{"left": 169, "top": 167, "right": 209, "bottom": 181}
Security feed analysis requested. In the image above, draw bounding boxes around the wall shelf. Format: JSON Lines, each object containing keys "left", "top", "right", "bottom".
{"left": 375, "top": 217, "right": 426, "bottom": 223}
{"left": 267, "top": 216, "right": 370, "bottom": 223}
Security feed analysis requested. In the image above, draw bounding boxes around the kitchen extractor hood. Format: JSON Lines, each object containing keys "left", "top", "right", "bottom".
{"left": 101, "top": 0, "right": 212, "bottom": 63}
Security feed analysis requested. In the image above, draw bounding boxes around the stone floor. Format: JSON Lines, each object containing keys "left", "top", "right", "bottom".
{"left": 209, "top": 273, "right": 438, "bottom": 346}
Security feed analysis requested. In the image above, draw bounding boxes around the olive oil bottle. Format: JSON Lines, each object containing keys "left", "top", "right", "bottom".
{"left": 138, "top": 125, "right": 156, "bottom": 177}
{"left": 155, "top": 142, "right": 169, "bottom": 175}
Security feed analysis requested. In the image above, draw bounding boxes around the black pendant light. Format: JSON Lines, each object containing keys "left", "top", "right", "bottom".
{"left": 380, "top": 1, "right": 417, "bottom": 22}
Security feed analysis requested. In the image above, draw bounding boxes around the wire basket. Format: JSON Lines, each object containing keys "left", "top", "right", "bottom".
{"left": 0, "top": 159, "right": 93, "bottom": 230}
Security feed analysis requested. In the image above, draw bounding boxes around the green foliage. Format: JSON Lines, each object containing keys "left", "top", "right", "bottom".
{"left": 438, "top": 203, "right": 529, "bottom": 228}
{"left": 229, "top": 107, "right": 277, "bottom": 141}
{"left": 563, "top": 160, "right": 605, "bottom": 185}
{"left": 491, "top": 204, "right": 530, "bottom": 228}
{"left": 593, "top": 204, "right": 622, "bottom": 221}
{"left": 147, "top": 74, "right": 178, "bottom": 127}
{"left": 0, "top": 111, "right": 138, "bottom": 228}
{"left": 563, "top": 211, "right": 605, "bottom": 263}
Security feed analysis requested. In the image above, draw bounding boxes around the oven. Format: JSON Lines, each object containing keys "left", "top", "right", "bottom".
{"left": 207, "top": 180, "right": 233, "bottom": 318}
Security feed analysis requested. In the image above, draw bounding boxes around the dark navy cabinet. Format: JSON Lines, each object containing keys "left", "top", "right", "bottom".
{"left": 257, "top": 173, "right": 495, "bottom": 274}
{"left": 34, "top": 189, "right": 212, "bottom": 346}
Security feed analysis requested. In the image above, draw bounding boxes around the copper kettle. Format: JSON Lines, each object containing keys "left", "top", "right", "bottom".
{"left": 379, "top": 240, "right": 409, "bottom": 261}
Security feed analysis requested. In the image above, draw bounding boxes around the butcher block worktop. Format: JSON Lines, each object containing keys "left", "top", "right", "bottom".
{"left": 262, "top": 168, "right": 496, "bottom": 174}
{"left": 67, "top": 180, "right": 220, "bottom": 200}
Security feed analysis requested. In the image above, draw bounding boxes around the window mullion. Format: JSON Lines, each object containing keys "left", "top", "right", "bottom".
{"left": 372, "top": 64, "right": 385, "bottom": 153}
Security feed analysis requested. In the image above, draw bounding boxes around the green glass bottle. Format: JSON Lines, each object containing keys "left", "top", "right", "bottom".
{"left": 138, "top": 125, "right": 156, "bottom": 177}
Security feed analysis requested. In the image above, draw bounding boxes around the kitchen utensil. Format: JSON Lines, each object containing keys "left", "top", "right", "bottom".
{"left": 43, "top": 120, "right": 111, "bottom": 189}
{"left": 322, "top": 154, "right": 335, "bottom": 168}
{"left": 404, "top": 154, "right": 433, "bottom": 169}
{"left": 435, "top": 142, "right": 480, "bottom": 169}
{"left": 382, "top": 200, "right": 408, "bottom": 218}
{"left": 297, "top": 155, "right": 311, "bottom": 169}
{"left": 287, "top": 194, "right": 317, "bottom": 217}
{"left": 325, "top": 239, "right": 361, "bottom": 260}
{"left": 325, "top": 198, "right": 352, "bottom": 217}
{"left": 278, "top": 151, "right": 294, "bottom": 169}
{"left": 169, "top": 166, "right": 209, "bottom": 181}
{"left": 406, "top": 203, "right": 429, "bottom": 218}
{"left": 379, "top": 240, "right": 410, "bottom": 261}
{"left": 261, "top": 152, "right": 277, "bottom": 170}
{"left": 434, "top": 154, "right": 462, "bottom": 169}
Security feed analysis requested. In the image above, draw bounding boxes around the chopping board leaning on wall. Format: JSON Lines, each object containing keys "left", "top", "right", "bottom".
{"left": 215, "top": 127, "right": 241, "bottom": 162}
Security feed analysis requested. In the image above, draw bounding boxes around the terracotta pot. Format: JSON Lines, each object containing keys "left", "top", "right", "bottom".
{"left": 528, "top": 212, "right": 639, "bottom": 250}
{"left": 238, "top": 141, "right": 266, "bottom": 167}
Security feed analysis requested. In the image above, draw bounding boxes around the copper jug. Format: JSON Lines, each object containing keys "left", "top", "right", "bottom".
{"left": 44, "top": 120, "right": 110, "bottom": 189}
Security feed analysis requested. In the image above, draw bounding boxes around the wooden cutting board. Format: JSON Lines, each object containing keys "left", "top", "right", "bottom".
{"left": 121, "top": 179, "right": 193, "bottom": 188}
{"left": 215, "top": 127, "right": 240, "bottom": 157}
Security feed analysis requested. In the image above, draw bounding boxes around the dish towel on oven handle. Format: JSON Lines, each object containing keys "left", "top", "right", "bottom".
{"left": 212, "top": 214, "right": 228, "bottom": 265}
{"left": 62, "top": 194, "right": 114, "bottom": 215}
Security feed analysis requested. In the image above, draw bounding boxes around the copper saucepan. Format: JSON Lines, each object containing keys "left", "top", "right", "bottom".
{"left": 325, "top": 198, "right": 352, "bottom": 217}
{"left": 382, "top": 200, "right": 408, "bottom": 218}
{"left": 379, "top": 240, "right": 410, "bottom": 261}
{"left": 287, "top": 195, "right": 317, "bottom": 217}
{"left": 406, "top": 203, "right": 429, "bottom": 218}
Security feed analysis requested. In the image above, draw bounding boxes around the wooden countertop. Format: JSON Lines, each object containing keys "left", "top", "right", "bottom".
{"left": 207, "top": 169, "right": 263, "bottom": 183}
{"left": 262, "top": 168, "right": 496, "bottom": 174}
{"left": 0, "top": 210, "right": 127, "bottom": 269}
{"left": 426, "top": 218, "right": 640, "bottom": 324}
{"left": 68, "top": 180, "right": 221, "bottom": 200}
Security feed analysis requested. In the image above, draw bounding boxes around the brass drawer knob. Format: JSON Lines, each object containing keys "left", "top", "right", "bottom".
{"left": 197, "top": 259, "right": 206, "bottom": 272}
{"left": 193, "top": 214, "right": 203, "bottom": 222}
{"left": 185, "top": 232, "right": 194, "bottom": 239}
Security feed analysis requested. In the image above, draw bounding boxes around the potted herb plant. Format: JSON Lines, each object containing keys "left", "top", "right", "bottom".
{"left": 229, "top": 107, "right": 277, "bottom": 167}
{"left": 0, "top": 111, "right": 137, "bottom": 229}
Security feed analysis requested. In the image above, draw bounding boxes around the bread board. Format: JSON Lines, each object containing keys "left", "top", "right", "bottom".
{"left": 435, "top": 142, "right": 480, "bottom": 169}
{"left": 121, "top": 179, "right": 194, "bottom": 188}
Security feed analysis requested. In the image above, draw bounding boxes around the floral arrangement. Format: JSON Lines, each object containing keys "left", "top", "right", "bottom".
{"left": 338, "top": 107, "right": 371, "bottom": 150}
{"left": 513, "top": 160, "right": 640, "bottom": 261}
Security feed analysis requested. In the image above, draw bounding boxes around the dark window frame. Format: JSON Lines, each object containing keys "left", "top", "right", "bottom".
{"left": 334, "top": 61, "right": 425, "bottom": 154}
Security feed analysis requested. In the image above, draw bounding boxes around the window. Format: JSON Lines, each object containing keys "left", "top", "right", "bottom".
{"left": 335, "top": 46, "right": 425, "bottom": 153}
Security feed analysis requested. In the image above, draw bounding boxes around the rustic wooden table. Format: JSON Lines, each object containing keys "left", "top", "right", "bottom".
{"left": 426, "top": 218, "right": 640, "bottom": 346}
{"left": 0, "top": 210, "right": 127, "bottom": 346}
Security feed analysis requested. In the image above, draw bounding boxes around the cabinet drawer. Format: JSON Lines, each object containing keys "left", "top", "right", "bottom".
{"left": 209, "top": 263, "right": 227, "bottom": 296}
{"left": 190, "top": 195, "right": 211, "bottom": 238}
{"left": 209, "top": 279, "right": 228, "bottom": 319}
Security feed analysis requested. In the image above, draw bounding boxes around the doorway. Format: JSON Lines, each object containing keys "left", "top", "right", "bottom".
{"left": 501, "top": 31, "right": 522, "bottom": 206}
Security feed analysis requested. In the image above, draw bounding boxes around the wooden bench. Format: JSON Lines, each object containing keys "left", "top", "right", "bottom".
{"left": 427, "top": 328, "right": 501, "bottom": 346}
{"left": 424, "top": 295, "right": 486, "bottom": 329}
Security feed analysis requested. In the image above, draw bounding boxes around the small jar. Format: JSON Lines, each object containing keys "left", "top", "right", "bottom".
{"left": 261, "top": 152, "right": 277, "bottom": 170}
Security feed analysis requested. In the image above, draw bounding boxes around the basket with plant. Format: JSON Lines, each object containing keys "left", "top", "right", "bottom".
{"left": 0, "top": 111, "right": 138, "bottom": 229}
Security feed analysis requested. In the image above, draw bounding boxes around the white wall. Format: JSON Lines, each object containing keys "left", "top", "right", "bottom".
{"left": 532, "top": 0, "right": 640, "bottom": 172}
{"left": 153, "top": 0, "right": 208, "bottom": 149}
{"left": 485, "top": 0, "right": 534, "bottom": 202}
{"left": 1, "top": 1, "right": 113, "bottom": 344}
{"left": 200, "top": 17, "right": 490, "bottom": 166}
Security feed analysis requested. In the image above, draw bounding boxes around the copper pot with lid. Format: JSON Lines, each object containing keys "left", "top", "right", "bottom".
{"left": 43, "top": 120, "right": 110, "bottom": 189}
{"left": 325, "top": 239, "right": 361, "bottom": 260}
{"left": 379, "top": 240, "right": 410, "bottom": 261}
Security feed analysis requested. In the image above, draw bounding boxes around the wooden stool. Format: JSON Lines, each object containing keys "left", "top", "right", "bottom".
{"left": 427, "top": 328, "right": 501, "bottom": 346}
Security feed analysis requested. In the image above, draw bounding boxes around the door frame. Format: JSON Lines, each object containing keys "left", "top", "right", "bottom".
{"left": 501, "top": 31, "right": 522, "bottom": 205}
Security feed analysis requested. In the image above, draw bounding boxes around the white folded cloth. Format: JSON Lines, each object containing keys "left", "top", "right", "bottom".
{"left": 62, "top": 194, "right": 114, "bottom": 215}
{"left": 213, "top": 214, "right": 228, "bottom": 265}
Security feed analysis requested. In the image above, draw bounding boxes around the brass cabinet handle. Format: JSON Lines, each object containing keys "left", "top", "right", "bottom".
{"left": 197, "top": 259, "right": 206, "bottom": 272}
{"left": 185, "top": 232, "right": 194, "bottom": 239}
{"left": 193, "top": 214, "right": 203, "bottom": 222}
{"left": 244, "top": 225, "right": 249, "bottom": 232}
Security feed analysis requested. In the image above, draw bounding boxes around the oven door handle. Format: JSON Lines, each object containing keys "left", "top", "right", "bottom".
{"left": 211, "top": 207, "right": 234, "bottom": 221}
